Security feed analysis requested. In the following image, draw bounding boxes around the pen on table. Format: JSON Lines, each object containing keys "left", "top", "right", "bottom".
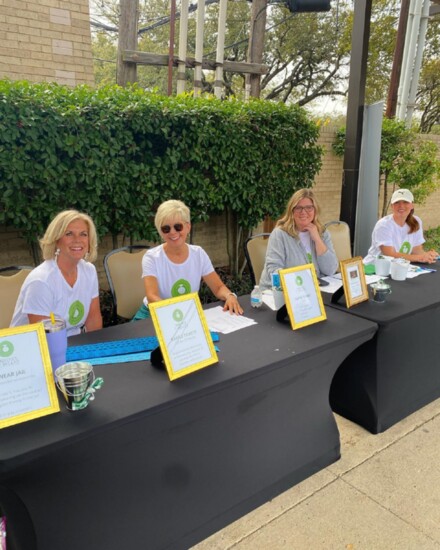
{"left": 419, "top": 266, "right": 437, "bottom": 272}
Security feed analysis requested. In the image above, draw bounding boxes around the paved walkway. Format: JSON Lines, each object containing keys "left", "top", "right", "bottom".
{"left": 193, "top": 397, "right": 440, "bottom": 549}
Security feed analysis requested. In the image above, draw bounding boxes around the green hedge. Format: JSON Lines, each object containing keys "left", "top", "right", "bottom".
{"left": 0, "top": 80, "right": 322, "bottom": 248}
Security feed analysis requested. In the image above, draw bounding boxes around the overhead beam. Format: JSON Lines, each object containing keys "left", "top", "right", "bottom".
{"left": 123, "top": 50, "right": 268, "bottom": 75}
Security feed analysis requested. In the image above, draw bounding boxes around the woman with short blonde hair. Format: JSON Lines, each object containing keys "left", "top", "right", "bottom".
{"left": 40, "top": 210, "right": 98, "bottom": 262}
{"left": 133, "top": 199, "right": 243, "bottom": 320}
{"left": 11, "top": 209, "right": 102, "bottom": 335}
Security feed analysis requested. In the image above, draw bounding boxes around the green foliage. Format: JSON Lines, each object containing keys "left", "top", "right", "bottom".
{"left": 332, "top": 118, "right": 440, "bottom": 216}
{"left": 0, "top": 80, "right": 322, "bottom": 269}
{"left": 425, "top": 226, "right": 440, "bottom": 252}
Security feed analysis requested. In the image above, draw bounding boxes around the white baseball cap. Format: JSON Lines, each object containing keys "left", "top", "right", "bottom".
{"left": 391, "top": 189, "right": 414, "bottom": 204}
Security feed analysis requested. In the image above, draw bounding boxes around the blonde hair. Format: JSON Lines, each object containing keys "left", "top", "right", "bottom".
{"left": 276, "top": 189, "right": 324, "bottom": 238}
{"left": 155, "top": 200, "right": 191, "bottom": 235}
{"left": 40, "top": 210, "right": 98, "bottom": 262}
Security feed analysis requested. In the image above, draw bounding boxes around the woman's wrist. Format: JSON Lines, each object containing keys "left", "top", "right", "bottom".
{"left": 225, "top": 292, "right": 237, "bottom": 301}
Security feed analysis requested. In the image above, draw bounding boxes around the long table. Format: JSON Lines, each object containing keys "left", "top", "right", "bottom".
{"left": 327, "top": 266, "right": 440, "bottom": 434}
{"left": 0, "top": 298, "right": 376, "bottom": 550}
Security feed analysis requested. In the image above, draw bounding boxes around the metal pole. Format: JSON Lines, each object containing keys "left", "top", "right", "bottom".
{"left": 340, "top": 0, "right": 372, "bottom": 246}
{"left": 396, "top": 0, "right": 422, "bottom": 120}
{"left": 385, "top": 0, "right": 410, "bottom": 118}
{"left": 405, "top": 0, "right": 430, "bottom": 125}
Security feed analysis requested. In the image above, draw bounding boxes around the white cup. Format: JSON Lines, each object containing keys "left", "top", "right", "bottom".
{"left": 375, "top": 257, "right": 391, "bottom": 277}
{"left": 272, "top": 288, "right": 285, "bottom": 310}
{"left": 390, "top": 259, "right": 410, "bottom": 281}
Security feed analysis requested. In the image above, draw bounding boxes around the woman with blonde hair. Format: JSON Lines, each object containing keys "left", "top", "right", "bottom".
{"left": 259, "top": 189, "right": 338, "bottom": 290}
{"left": 133, "top": 199, "right": 243, "bottom": 319}
{"left": 11, "top": 209, "right": 102, "bottom": 335}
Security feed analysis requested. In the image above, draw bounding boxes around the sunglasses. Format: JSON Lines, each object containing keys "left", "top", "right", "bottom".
{"left": 161, "top": 223, "right": 184, "bottom": 234}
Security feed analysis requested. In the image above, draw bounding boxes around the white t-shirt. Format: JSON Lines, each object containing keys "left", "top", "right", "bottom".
{"left": 298, "top": 231, "right": 313, "bottom": 263}
{"left": 142, "top": 244, "right": 214, "bottom": 305}
{"left": 364, "top": 214, "right": 425, "bottom": 263}
{"left": 11, "top": 259, "right": 99, "bottom": 336}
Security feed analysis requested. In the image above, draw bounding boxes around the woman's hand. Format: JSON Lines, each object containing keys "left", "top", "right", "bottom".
{"left": 203, "top": 272, "right": 243, "bottom": 315}
{"left": 303, "top": 223, "right": 328, "bottom": 256}
{"left": 222, "top": 293, "right": 243, "bottom": 315}
{"left": 416, "top": 250, "right": 438, "bottom": 264}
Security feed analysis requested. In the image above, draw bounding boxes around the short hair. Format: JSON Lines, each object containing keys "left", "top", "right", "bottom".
{"left": 276, "top": 188, "right": 324, "bottom": 238}
{"left": 154, "top": 200, "right": 191, "bottom": 235}
{"left": 40, "top": 210, "right": 98, "bottom": 262}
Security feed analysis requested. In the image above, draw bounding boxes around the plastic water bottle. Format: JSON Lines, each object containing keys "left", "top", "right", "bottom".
{"left": 250, "top": 285, "right": 263, "bottom": 308}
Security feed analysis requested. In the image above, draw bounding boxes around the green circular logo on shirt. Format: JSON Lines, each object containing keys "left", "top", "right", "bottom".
{"left": 68, "top": 300, "right": 85, "bottom": 325}
{"left": 173, "top": 308, "right": 184, "bottom": 323}
{"left": 400, "top": 241, "right": 411, "bottom": 254}
{"left": 171, "top": 279, "right": 191, "bottom": 297}
{"left": 295, "top": 276, "right": 303, "bottom": 286}
{"left": 0, "top": 341, "right": 14, "bottom": 357}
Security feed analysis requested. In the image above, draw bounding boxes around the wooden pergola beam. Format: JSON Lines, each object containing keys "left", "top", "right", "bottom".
{"left": 123, "top": 50, "right": 268, "bottom": 75}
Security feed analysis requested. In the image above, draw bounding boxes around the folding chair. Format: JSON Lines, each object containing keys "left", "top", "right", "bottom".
{"left": 0, "top": 266, "right": 33, "bottom": 328}
{"left": 324, "top": 221, "right": 352, "bottom": 262}
{"left": 103, "top": 246, "right": 150, "bottom": 323}
{"left": 243, "top": 233, "right": 271, "bottom": 286}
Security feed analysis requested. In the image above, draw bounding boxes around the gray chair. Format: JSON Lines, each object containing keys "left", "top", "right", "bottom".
{"left": 103, "top": 246, "right": 150, "bottom": 323}
{"left": 244, "top": 233, "right": 271, "bottom": 286}
{"left": 0, "top": 265, "right": 33, "bottom": 329}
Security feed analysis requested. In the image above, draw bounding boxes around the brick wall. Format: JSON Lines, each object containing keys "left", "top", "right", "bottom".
{"left": 313, "top": 126, "right": 440, "bottom": 228}
{"left": 1, "top": 127, "right": 439, "bottom": 288}
{"left": 0, "top": 0, "right": 94, "bottom": 85}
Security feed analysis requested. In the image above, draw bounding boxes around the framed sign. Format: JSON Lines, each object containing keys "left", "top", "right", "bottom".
{"left": 0, "top": 323, "right": 60, "bottom": 429}
{"left": 279, "top": 264, "right": 326, "bottom": 330}
{"left": 340, "top": 256, "right": 369, "bottom": 308}
{"left": 149, "top": 293, "right": 218, "bottom": 381}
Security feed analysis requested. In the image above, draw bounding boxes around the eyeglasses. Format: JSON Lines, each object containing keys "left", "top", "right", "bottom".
{"left": 294, "top": 205, "right": 315, "bottom": 213}
{"left": 161, "top": 223, "right": 184, "bottom": 234}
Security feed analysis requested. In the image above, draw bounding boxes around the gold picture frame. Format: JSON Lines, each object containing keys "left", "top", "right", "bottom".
{"left": 340, "top": 256, "right": 369, "bottom": 308}
{"left": 149, "top": 292, "right": 218, "bottom": 381}
{"left": 0, "top": 323, "right": 60, "bottom": 429}
{"left": 279, "top": 264, "right": 327, "bottom": 330}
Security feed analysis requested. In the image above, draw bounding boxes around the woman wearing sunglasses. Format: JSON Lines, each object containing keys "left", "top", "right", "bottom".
{"left": 259, "top": 189, "right": 338, "bottom": 290}
{"left": 133, "top": 200, "right": 243, "bottom": 320}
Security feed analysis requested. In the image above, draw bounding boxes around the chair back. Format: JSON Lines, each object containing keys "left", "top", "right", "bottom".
{"left": 324, "top": 221, "right": 352, "bottom": 262}
{"left": 244, "top": 233, "right": 271, "bottom": 286}
{"left": 104, "top": 246, "right": 150, "bottom": 322}
{"left": 0, "top": 266, "right": 33, "bottom": 329}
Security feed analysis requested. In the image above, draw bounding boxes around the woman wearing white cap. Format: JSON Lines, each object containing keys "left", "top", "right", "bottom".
{"left": 364, "top": 188, "right": 438, "bottom": 264}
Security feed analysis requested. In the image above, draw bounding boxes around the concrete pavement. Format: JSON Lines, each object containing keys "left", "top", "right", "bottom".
{"left": 192, "top": 397, "right": 440, "bottom": 549}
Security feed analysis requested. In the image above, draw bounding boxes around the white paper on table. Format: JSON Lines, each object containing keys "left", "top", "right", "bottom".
{"left": 365, "top": 274, "right": 386, "bottom": 284}
{"left": 319, "top": 275, "right": 343, "bottom": 294}
{"left": 320, "top": 273, "right": 386, "bottom": 294}
{"left": 204, "top": 306, "right": 258, "bottom": 334}
{"left": 406, "top": 264, "right": 436, "bottom": 278}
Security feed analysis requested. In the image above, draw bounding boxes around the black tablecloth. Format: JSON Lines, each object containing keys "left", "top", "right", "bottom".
{"left": 327, "top": 266, "right": 440, "bottom": 433}
{"left": 0, "top": 298, "right": 376, "bottom": 550}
